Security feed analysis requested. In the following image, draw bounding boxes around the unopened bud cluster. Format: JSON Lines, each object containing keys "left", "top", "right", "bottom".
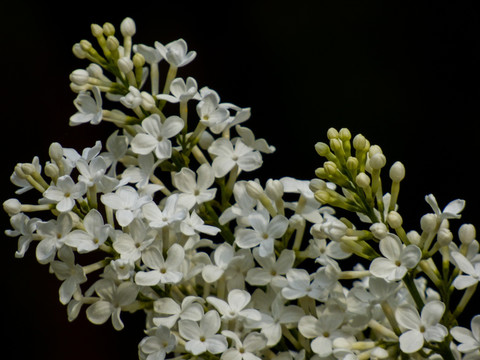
{"left": 3, "top": 18, "right": 480, "bottom": 360}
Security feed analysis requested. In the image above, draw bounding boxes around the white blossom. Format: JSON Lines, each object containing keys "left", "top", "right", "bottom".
{"left": 156, "top": 77, "right": 200, "bottom": 103}
{"left": 36, "top": 213, "right": 73, "bottom": 264}
{"left": 5, "top": 212, "right": 40, "bottom": 258}
{"left": 451, "top": 315, "right": 480, "bottom": 354}
{"left": 135, "top": 244, "right": 185, "bottom": 286}
{"left": 142, "top": 194, "right": 187, "bottom": 229}
{"left": 173, "top": 163, "right": 217, "bottom": 210}
{"left": 206, "top": 289, "right": 261, "bottom": 323}
{"left": 43, "top": 175, "right": 87, "bottom": 212}
{"left": 221, "top": 330, "right": 267, "bottom": 360}
{"left": 70, "top": 86, "right": 103, "bottom": 126}
{"left": 153, "top": 296, "right": 204, "bottom": 328}
{"left": 65, "top": 209, "right": 111, "bottom": 253}
{"left": 120, "top": 86, "right": 143, "bottom": 108}
{"left": 154, "top": 39, "right": 196, "bottom": 68}
{"left": 138, "top": 326, "right": 176, "bottom": 360}
{"left": 246, "top": 248, "right": 295, "bottom": 287}
{"left": 101, "top": 185, "right": 151, "bottom": 227}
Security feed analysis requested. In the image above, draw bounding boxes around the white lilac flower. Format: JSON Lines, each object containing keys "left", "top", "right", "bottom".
{"left": 36, "top": 213, "right": 73, "bottom": 264}
{"left": 298, "top": 311, "right": 346, "bottom": 358}
{"left": 153, "top": 296, "right": 204, "bottom": 329}
{"left": 155, "top": 39, "right": 196, "bottom": 68}
{"left": 86, "top": 278, "right": 139, "bottom": 331}
{"left": 221, "top": 330, "right": 267, "bottom": 360}
{"left": 223, "top": 248, "right": 255, "bottom": 291}
{"left": 76, "top": 156, "right": 108, "bottom": 187}
{"left": 142, "top": 194, "right": 187, "bottom": 229}
{"left": 112, "top": 218, "right": 156, "bottom": 262}
{"left": 197, "top": 93, "right": 230, "bottom": 133}
{"left": 122, "top": 154, "right": 164, "bottom": 196}
{"left": 219, "top": 181, "right": 256, "bottom": 225}
{"left": 65, "top": 209, "right": 111, "bottom": 253}
{"left": 43, "top": 175, "right": 87, "bottom": 212}
{"left": 208, "top": 138, "right": 262, "bottom": 178}
{"left": 5, "top": 212, "right": 40, "bottom": 258}
{"left": 49, "top": 246, "right": 87, "bottom": 304}
{"left": 180, "top": 211, "right": 221, "bottom": 237}
{"left": 206, "top": 289, "right": 261, "bottom": 323}
{"left": 138, "top": 326, "right": 176, "bottom": 360}
{"left": 320, "top": 213, "right": 348, "bottom": 241}
{"left": 282, "top": 267, "right": 337, "bottom": 301}
{"left": 62, "top": 140, "right": 102, "bottom": 170}
{"left": 246, "top": 248, "right": 295, "bottom": 287}
{"left": 135, "top": 244, "right": 185, "bottom": 286}
{"left": 173, "top": 164, "right": 217, "bottom": 210}
{"left": 101, "top": 130, "right": 128, "bottom": 176}
{"left": 10, "top": 156, "right": 42, "bottom": 194}
{"left": 450, "top": 251, "right": 480, "bottom": 289}
{"left": 235, "top": 210, "right": 289, "bottom": 257}
{"left": 202, "top": 243, "right": 238, "bottom": 283}
{"left": 309, "top": 238, "right": 352, "bottom": 267}
{"left": 425, "top": 193, "right": 465, "bottom": 221}
{"left": 70, "top": 86, "right": 103, "bottom": 126}
{"left": 395, "top": 300, "right": 448, "bottom": 354}
{"left": 120, "top": 86, "right": 143, "bottom": 108}
{"left": 178, "top": 310, "right": 227, "bottom": 355}
{"left": 369, "top": 234, "right": 422, "bottom": 282}
{"left": 134, "top": 44, "right": 163, "bottom": 65}
{"left": 156, "top": 77, "right": 200, "bottom": 103}
{"left": 235, "top": 125, "right": 276, "bottom": 154}
{"left": 451, "top": 315, "right": 480, "bottom": 354}
{"left": 130, "top": 114, "right": 184, "bottom": 160}
{"left": 101, "top": 185, "right": 151, "bottom": 227}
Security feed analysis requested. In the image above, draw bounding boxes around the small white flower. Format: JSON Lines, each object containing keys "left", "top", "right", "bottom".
{"left": 235, "top": 210, "right": 289, "bottom": 257}
{"left": 451, "top": 251, "right": 480, "bottom": 289}
{"left": 178, "top": 310, "right": 228, "bottom": 355}
{"left": 36, "top": 213, "right": 73, "bottom": 264}
{"left": 112, "top": 218, "right": 156, "bottom": 262}
{"left": 138, "top": 326, "right": 176, "bottom": 360}
{"left": 5, "top": 212, "right": 40, "bottom": 258}
{"left": 202, "top": 243, "right": 238, "bottom": 283}
{"left": 43, "top": 175, "right": 87, "bottom": 212}
{"left": 70, "top": 86, "right": 103, "bottom": 126}
{"left": 395, "top": 300, "right": 448, "bottom": 354}
{"left": 120, "top": 85, "right": 143, "bottom": 108}
{"left": 208, "top": 138, "right": 262, "bottom": 178}
{"left": 65, "top": 209, "right": 111, "bottom": 253}
{"left": 451, "top": 315, "right": 480, "bottom": 353}
{"left": 131, "top": 114, "right": 184, "bottom": 160}
{"left": 86, "top": 279, "right": 139, "bottom": 331}
{"left": 135, "top": 244, "right": 185, "bottom": 286}
{"left": 142, "top": 194, "right": 187, "bottom": 229}
{"left": 155, "top": 38, "right": 196, "bottom": 68}
{"left": 10, "top": 156, "right": 42, "bottom": 194}
{"left": 76, "top": 156, "right": 108, "bottom": 187}
{"left": 180, "top": 211, "right": 220, "bottom": 237}
{"left": 246, "top": 248, "right": 295, "bottom": 287}
{"left": 101, "top": 186, "right": 151, "bottom": 227}
{"left": 134, "top": 44, "right": 163, "bottom": 65}
{"left": 425, "top": 193, "right": 465, "bottom": 221}
{"left": 173, "top": 164, "right": 217, "bottom": 210}
{"left": 206, "top": 289, "right": 261, "bottom": 323}
{"left": 369, "top": 234, "right": 421, "bottom": 282}
{"left": 281, "top": 267, "right": 336, "bottom": 301}
{"left": 235, "top": 125, "right": 275, "bottom": 154}
{"left": 221, "top": 331, "right": 267, "bottom": 360}
{"left": 197, "top": 93, "right": 230, "bottom": 133}
{"left": 153, "top": 296, "right": 204, "bottom": 329}
{"left": 156, "top": 77, "right": 200, "bottom": 103}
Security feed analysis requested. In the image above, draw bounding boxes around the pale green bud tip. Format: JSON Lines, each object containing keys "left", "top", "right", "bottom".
{"left": 330, "top": 138, "right": 343, "bottom": 154}
{"left": 387, "top": 211, "right": 403, "bottom": 229}
{"left": 407, "top": 230, "right": 421, "bottom": 246}
{"left": 459, "top": 223, "right": 476, "bottom": 245}
{"left": 338, "top": 128, "right": 351, "bottom": 141}
{"left": 120, "top": 17, "right": 136, "bottom": 37}
{"left": 420, "top": 213, "right": 437, "bottom": 233}
{"left": 91, "top": 24, "right": 103, "bottom": 37}
{"left": 106, "top": 36, "right": 120, "bottom": 51}
{"left": 390, "top": 161, "right": 405, "bottom": 182}
{"left": 21, "top": 163, "right": 36, "bottom": 176}
{"left": 369, "top": 145, "right": 383, "bottom": 157}
{"left": 437, "top": 228, "right": 453, "bottom": 247}
{"left": 103, "top": 22, "right": 115, "bottom": 36}
{"left": 44, "top": 163, "right": 59, "bottom": 179}
{"left": 265, "top": 179, "right": 284, "bottom": 200}
{"left": 327, "top": 127, "right": 339, "bottom": 139}
{"left": 3, "top": 199, "right": 22, "bottom": 216}
{"left": 309, "top": 178, "right": 327, "bottom": 193}
{"left": 49, "top": 142, "right": 64, "bottom": 161}
{"left": 356, "top": 172, "right": 370, "bottom": 188}
{"left": 353, "top": 134, "right": 367, "bottom": 150}
{"left": 368, "top": 153, "right": 386, "bottom": 170}
{"left": 117, "top": 57, "right": 134, "bottom": 74}
{"left": 346, "top": 156, "right": 358, "bottom": 171}
{"left": 315, "top": 142, "right": 330, "bottom": 156}
{"left": 72, "top": 43, "right": 87, "bottom": 59}
{"left": 314, "top": 190, "right": 330, "bottom": 204}
{"left": 133, "top": 53, "right": 145, "bottom": 67}
{"left": 141, "top": 92, "right": 156, "bottom": 110}
{"left": 87, "top": 63, "right": 104, "bottom": 78}
{"left": 370, "top": 222, "right": 388, "bottom": 239}
{"left": 80, "top": 40, "right": 92, "bottom": 51}
{"left": 70, "top": 69, "right": 90, "bottom": 86}
{"left": 14, "top": 164, "right": 27, "bottom": 179}
{"left": 323, "top": 161, "right": 338, "bottom": 176}
{"left": 246, "top": 181, "right": 264, "bottom": 199}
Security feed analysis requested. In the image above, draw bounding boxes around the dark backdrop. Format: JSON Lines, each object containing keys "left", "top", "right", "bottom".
{"left": 2, "top": 1, "right": 480, "bottom": 359}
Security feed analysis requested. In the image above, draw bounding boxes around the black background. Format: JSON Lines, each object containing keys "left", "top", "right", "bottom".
{"left": 2, "top": 1, "right": 480, "bottom": 359}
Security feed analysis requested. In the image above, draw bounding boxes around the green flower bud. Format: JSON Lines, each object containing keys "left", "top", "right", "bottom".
{"left": 103, "top": 22, "right": 115, "bottom": 36}
{"left": 387, "top": 211, "right": 403, "bottom": 229}
{"left": 389, "top": 161, "right": 405, "bottom": 182}
{"left": 327, "top": 127, "right": 339, "bottom": 140}
{"left": 315, "top": 142, "right": 331, "bottom": 157}
{"left": 356, "top": 172, "right": 370, "bottom": 188}
{"left": 91, "top": 23, "right": 103, "bottom": 37}
{"left": 459, "top": 223, "right": 476, "bottom": 245}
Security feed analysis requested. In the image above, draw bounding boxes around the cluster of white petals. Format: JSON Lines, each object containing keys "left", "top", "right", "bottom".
{"left": 4, "top": 17, "right": 480, "bottom": 360}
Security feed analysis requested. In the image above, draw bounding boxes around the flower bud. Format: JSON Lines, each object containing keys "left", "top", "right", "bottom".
{"left": 346, "top": 156, "right": 358, "bottom": 171}
{"left": 69, "top": 69, "right": 90, "bottom": 86}
{"left": 356, "top": 172, "right": 370, "bottom": 188}
{"left": 324, "top": 161, "right": 338, "bottom": 176}
{"left": 14, "top": 164, "right": 27, "bottom": 179}
{"left": 459, "top": 223, "right": 476, "bottom": 245}
{"left": 141, "top": 91, "right": 156, "bottom": 110}
{"left": 369, "top": 145, "right": 383, "bottom": 157}
{"left": 103, "top": 22, "right": 115, "bottom": 36}
{"left": 49, "top": 142, "right": 64, "bottom": 162}
{"left": 387, "top": 211, "right": 403, "bottom": 229}
{"left": 72, "top": 43, "right": 87, "bottom": 59}
{"left": 44, "top": 163, "right": 59, "bottom": 180}
{"left": 106, "top": 36, "right": 120, "bottom": 51}
{"left": 309, "top": 178, "right": 327, "bottom": 193}
{"left": 117, "top": 57, "right": 134, "bottom": 74}
{"left": 369, "top": 153, "right": 386, "bottom": 170}
{"left": 246, "top": 181, "right": 264, "bottom": 199}
{"left": 370, "top": 222, "right": 388, "bottom": 239}
{"left": 327, "top": 127, "right": 339, "bottom": 139}
{"left": 420, "top": 213, "right": 437, "bottom": 233}
{"left": 407, "top": 230, "right": 421, "bottom": 246}
{"left": 315, "top": 142, "right": 330, "bottom": 157}
{"left": 353, "top": 134, "right": 367, "bottom": 150}
{"left": 80, "top": 39, "right": 92, "bottom": 51}
{"left": 87, "top": 63, "right": 104, "bottom": 78}
{"left": 120, "top": 17, "right": 136, "bottom": 37}
{"left": 91, "top": 23, "right": 103, "bottom": 37}
{"left": 389, "top": 161, "right": 405, "bottom": 182}
{"left": 3, "top": 198, "right": 22, "bottom": 216}
{"left": 314, "top": 190, "right": 331, "bottom": 204}
{"left": 265, "top": 179, "right": 284, "bottom": 200}
{"left": 21, "top": 163, "right": 36, "bottom": 176}
{"left": 289, "top": 214, "right": 305, "bottom": 230}
{"left": 371, "top": 347, "right": 389, "bottom": 359}
{"left": 338, "top": 128, "right": 351, "bottom": 142}
{"left": 437, "top": 227, "right": 453, "bottom": 247}
{"left": 133, "top": 53, "right": 145, "bottom": 68}
{"left": 330, "top": 138, "right": 343, "bottom": 155}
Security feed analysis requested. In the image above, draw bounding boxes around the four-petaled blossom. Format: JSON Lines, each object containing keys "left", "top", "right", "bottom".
{"left": 153, "top": 296, "right": 204, "bottom": 329}
{"left": 235, "top": 210, "right": 289, "bottom": 257}
{"left": 43, "top": 175, "right": 87, "bottom": 212}
{"left": 425, "top": 193, "right": 465, "bottom": 221}
{"left": 142, "top": 194, "right": 187, "bottom": 229}
{"left": 281, "top": 267, "right": 336, "bottom": 301}
{"left": 131, "top": 114, "right": 184, "bottom": 160}
{"left": 206, "top": 289, "right": 261, "bottom": 323}
{"left": 178, "top": 310, "right": 228, "bottom": 355}
{"left": 395, "top": 300, "right": 448, "bottom": 354}
{"left": 70, "top": 86, "right": 103, "bottom": 126}
{"left": 451, "top": 251, "right": 480, "bottom": 289}
{"left": 369, "top": 234, "right": 422, "bottom": 282}
{"left": 101, "top": 186, "right": 151, "bottom": 227}
{"left": 86, "top": 278, "right": 139, "bottom": 331}
{"left": 36, "top": 213, "right": 73, "bottom": 264}
{"left": 221, "top": 330, "right": 267, "bottom": 360}
{"left": 246, "top": 249, "right": 295, "bottom": 287}
{"left": 156, "top": 77, "right": 200, "bottom": 103}
{"left": 155, "top": 38, "right": 196, "bottom": 68}
{"left": 135, "top": 244, "right": 185, "bottom": 286}
{"left": 208, "top": 138, "right": 262, "bottom": 178}
{"left": 65, "top": 209, "right": 111, "bottom": 253}
{"left": 138, "top": 326, "right": 177, "bottom": 360}
{"left": 5, "top": 212, "right": 40, "bottom": 258}
{"left": 451, "top": 315, "right": 480, "bottom": 354}
{"left": 173, "top": 164, "right": 217, "bottom": 210}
